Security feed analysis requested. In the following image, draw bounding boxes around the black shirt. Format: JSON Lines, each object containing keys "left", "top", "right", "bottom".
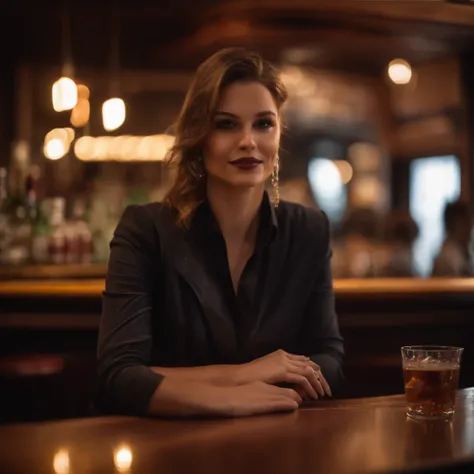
{"left": 97, "top": 194, "right": 344, "bottom": 415}
{"left": 192, "top": 197, "right": 276, "bottom": 347}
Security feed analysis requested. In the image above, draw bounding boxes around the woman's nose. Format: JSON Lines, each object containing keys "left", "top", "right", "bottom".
{"left": 238, "top": 128, "right": 256, "bottom": 150}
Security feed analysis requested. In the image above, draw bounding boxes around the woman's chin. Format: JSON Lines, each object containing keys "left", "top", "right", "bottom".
{"left": 229, "top": 176, "right": 267, "bottom": 189}
{"left": 208, "top": 173, "right": 268, "bottom": 190}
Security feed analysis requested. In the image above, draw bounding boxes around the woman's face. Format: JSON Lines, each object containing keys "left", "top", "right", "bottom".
{"left": 203, "top": 81, "right": 281, "bottom": 190}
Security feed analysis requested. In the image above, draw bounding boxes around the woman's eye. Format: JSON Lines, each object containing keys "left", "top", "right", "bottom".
{"left": 255, "top": 119, "right": 274, "bottom": 130}
{"left": 215, "top": 119, "right": 235, "bottom": 130}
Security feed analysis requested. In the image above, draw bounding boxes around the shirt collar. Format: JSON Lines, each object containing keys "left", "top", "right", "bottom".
{"left": 191, "top": 191, "right": 278, "bottom": 246}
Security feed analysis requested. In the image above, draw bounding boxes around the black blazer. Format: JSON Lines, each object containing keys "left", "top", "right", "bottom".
{"left": 97, "top": 198, "right": 344, "bottom": 415}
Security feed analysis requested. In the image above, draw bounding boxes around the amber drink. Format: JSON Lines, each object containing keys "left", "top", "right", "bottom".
{"left": 401, "top": 346, "right": 463, "bottom": 419}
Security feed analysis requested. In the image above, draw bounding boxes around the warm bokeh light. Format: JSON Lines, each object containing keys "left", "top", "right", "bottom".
{"left": 348, "top": 142, "right": 381, "bottom": 172}
{"left": 77, "top": 84, "right": 90, "bottom": 100}
{"left": 43, "top": 128, "right": 75, "bottom": 160}
{"left": 334, "top": 160, "right": 354, "bottom": 184}
{"left": 114, "top": 446, "right": 133, "bottom": 473}
{"left": 280, "top": 65, "right": 317, "bottom": 97}
{"left": 53, "top": 449, "right": 70, "bottom": 474}
{"left": 44, "top": 127, "right": 75, "bottom": 145}
{"left": 102, "top": 98, "right": 126, "bottom": 131}
{"left": 70, "top": 98, "right": 90, "bottom": 127}
{"left": 44, "top": 139, "right": 67, "bottom": 160}
{"left": 74, "top": 134, "right": 175, "bottom": 161}
{"left": 280, "top": 66, "right": 305, "bottom": 89}
{"left": 52, "top": 77, "right": 78, "bottom": 111}
{"left": 388, "top": 59, "right": 412, "bottom": 85}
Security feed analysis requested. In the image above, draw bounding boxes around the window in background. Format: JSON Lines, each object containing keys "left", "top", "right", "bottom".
{"left": 308, "top": 158, "right": 347, "bottom": 224}
{"left": 409, "top": 155, "right": 461, "bottom": 277}
{"left": 308, "top": 140, "right": 349, "bottom": 224}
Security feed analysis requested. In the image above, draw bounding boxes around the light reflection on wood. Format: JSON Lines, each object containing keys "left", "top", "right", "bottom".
{"left": 0, "top": 277, "right": 473, "bottom": 298}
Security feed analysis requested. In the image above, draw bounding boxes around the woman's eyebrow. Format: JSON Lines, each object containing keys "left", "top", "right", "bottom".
{"left": 214, "top": 110, "right": 276, "bottom": 118}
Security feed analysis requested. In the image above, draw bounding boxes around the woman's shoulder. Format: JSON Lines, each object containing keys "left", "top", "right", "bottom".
{"left": 275, "top": 201, "right": 331, "bottom": 260}
{"left": 114, "top": 201, "right": 175, "bottom": 246}
{"left": 117, "top": 201, "right": 167, "bottom": 225}
{"left": 276, "top": 201, "right": 329, "bottom": 235}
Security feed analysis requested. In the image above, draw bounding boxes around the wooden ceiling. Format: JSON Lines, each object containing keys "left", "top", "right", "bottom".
{"left": 5, "top": 0, "right": 474, "bottom": 75}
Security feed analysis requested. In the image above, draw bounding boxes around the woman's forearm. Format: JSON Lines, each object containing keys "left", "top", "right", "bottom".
{"left": 147, "top": 376, "right": 225, "bottom": 417}
{"left": 151, "top": 364, "right": 244, "bottom": 386}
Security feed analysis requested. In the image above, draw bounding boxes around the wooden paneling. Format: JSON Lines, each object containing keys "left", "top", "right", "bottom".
{"left": 6, "top": 0, "right": 474, "bottom": 72}
{"left": 390, "top": 60, "right": 462, "bottom": 119}
{"left": 388, "top": 58, "right": 467, "bottom": 166}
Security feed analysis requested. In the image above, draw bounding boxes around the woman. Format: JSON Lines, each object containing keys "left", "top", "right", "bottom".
{"left": 97, "top": 48, "right": 344, "bottom": 418}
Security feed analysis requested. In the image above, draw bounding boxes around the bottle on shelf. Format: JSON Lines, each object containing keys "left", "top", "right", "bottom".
{"left": 65, "top": 199, "right": 93, "bottom": 264}
{"left": 0, "top": 167, "right": 11, "bottom": 262}
{"left": 31, "top": 200, "right": 51, "bottom": 264}
{"left": 48, "top": 197, "right": 67, "bottom": 265}
{"left": 2, "top": 166, "right": 32, "bottom": 265}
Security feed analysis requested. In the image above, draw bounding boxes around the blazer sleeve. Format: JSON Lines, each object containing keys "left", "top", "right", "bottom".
{"left": 297, "top": 211, "right": 344, "bottom": 394}
{"left": 97, "top": 204, "right": 163, "bottom": 415}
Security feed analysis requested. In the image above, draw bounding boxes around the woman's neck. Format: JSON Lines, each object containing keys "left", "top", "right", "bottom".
{"left": 206, "top": 180, "right": 265, "bottom": 244}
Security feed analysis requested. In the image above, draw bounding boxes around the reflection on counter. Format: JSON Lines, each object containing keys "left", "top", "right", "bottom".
{"left": 53, "top": 449, "right": 70, "bottom": 474}
{"left": 114, "top": 446, "right": 133, "bottom": 473}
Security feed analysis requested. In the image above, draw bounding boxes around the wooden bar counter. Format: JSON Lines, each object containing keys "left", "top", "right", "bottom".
{"left": 0, "top": 277, "right": 473, "bottom": 405}
{"left": 1, "top": 276, "right": 474, "bottom": 299}
{"left": 0, "top": 389, "right": 473, "bottom": 474}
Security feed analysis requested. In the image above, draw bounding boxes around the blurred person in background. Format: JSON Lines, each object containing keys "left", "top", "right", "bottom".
{"left": 432, "top": 200, "right": 473, "bottom": 277}
{"left": 97, "top": 48, "right": 344, "bottom": 419}
{"left": 379, "top": 210, "right": 419, "bottom": 277}
{"left": 331, "top": 208, "right": 381, "bottom": 278}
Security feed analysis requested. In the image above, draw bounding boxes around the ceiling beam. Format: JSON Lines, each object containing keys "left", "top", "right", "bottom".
{"left": 201, "top": 0, "right": 474, "bottom": 28}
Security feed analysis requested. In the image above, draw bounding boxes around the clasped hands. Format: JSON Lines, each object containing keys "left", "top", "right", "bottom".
{"left": 152, "top": 349, "right": 332, "bottom": 417}
{"left": 236, "top": 349, "right": 332, "bottom": 400}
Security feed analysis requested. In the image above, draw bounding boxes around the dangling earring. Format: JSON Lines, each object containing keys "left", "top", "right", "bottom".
{"left": 271, "top": 156, "right": 280, "bottom": 207}
{"left": 190, "top": 156, "right": 205, "bottom": 180}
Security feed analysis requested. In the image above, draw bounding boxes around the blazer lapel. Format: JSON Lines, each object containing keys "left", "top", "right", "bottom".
{"left": 156, "top": 207, "right": 239, "bottom": 362}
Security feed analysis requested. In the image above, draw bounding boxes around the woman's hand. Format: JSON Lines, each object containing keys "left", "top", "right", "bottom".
{"left": 235, "top": 350, "right": 332, "bottom": 399}
{"left": 149, "top": 377, "right": 301, "bottom": 417}
{"left": 211, "top": 381, "right": 301, "bottom": 417}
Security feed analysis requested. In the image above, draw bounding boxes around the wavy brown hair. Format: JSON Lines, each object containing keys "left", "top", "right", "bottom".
{"left": 163, "top": 47, "right": 288, "bottom": 228}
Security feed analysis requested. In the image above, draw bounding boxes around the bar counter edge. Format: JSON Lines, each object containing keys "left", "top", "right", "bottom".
{"left": 1, "top": 277, "right": 473, "bottom": 298}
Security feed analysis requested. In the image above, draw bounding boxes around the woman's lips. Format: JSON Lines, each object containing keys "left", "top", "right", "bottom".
{"left": 229, "top": 157, "right": 263, "bottom": 170}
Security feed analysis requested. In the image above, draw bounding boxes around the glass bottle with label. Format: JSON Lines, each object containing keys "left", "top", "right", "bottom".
{"left": 31, "top": 200, "right": 51, "bottom": 264}
{"left": 4, "top": 168, "right": 32, "bottom": 265}
{"left": 65, "top": 199, "right": 93, "bottom": 264}
{"left": 48, "top": 198, "right": 67, "bottom": 264}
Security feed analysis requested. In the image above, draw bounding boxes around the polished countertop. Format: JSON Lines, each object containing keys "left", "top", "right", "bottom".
{"left": 0, "top": 389, "right": 473, "bottom": 474}
{"left": 1, "top": 277, "right": 474, "bottom": 298}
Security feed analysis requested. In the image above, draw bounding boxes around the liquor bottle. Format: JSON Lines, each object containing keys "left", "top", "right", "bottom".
{"left": 0, "top": 168, "right": 11, "bottom": 261}
{"left": 48, "top": 198, "right": 67, "bottom": 264}
{"left": 31, "top": 200, "right": 51, "bottom": 264}
{"left": 65, "top": 199, "right": 93, "bottom": 264}
{"left": 4, "top": 167, "right": 32, "bottom": 265}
